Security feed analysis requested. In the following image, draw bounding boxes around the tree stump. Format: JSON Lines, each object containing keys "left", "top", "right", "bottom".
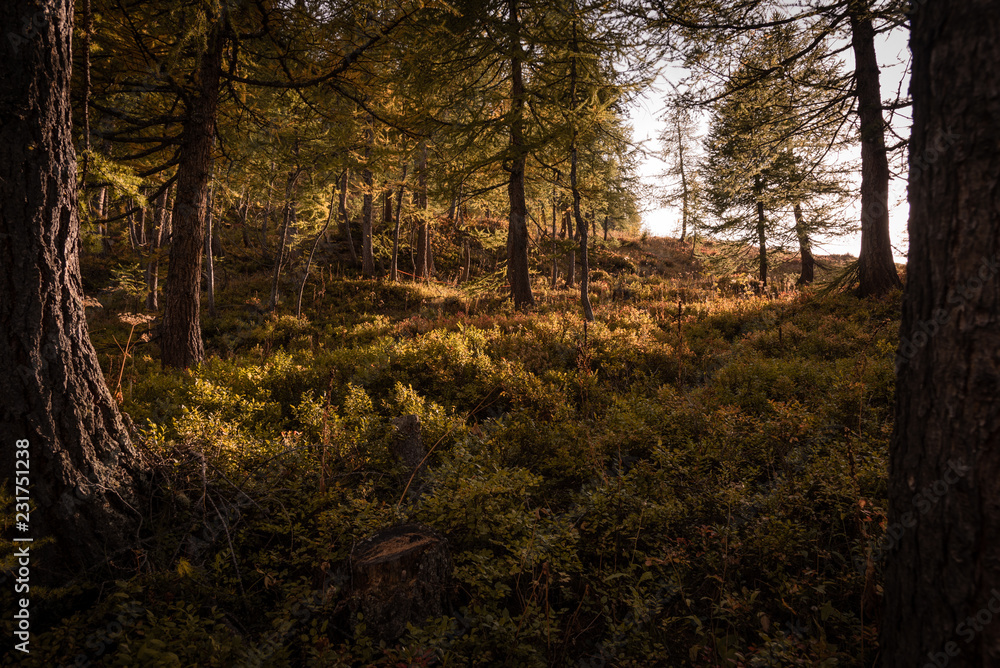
{"left": 348, "top": 523, "right": 451, "bottom": 642}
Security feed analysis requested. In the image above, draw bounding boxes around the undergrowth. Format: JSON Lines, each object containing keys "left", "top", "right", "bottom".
{"left": 1, "top": 243, "right": 898, "bottom": 667}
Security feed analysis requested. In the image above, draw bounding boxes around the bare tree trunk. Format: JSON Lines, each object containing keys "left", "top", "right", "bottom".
{"left": 161, "top": 19, "right": 225, "bottom": 368}
{"left": 338, "top": 169, "right": 359, "bottom": 265}
{"left": 551, "top": 172, "right": 559, "bottom": 289}
{"left": 850, "top": 0, "right": 901, "bottom": 297}
{"left": 297, "top": 184, "right": 337, "bottom": 317}
{"left": 415, "top": 141, "right": 430, "bottom": 279}
{"left": 0, "top": 0, "right": 146, "bottom": 579}
{"left": 391, "top": 164, "right": 408, "bottom": 282}
{"left": 268, "top": 170, "right": 301, "bottom": 311}
{"left": 204, "top": 175, "right": 216, "bottom": 318}
{"left": 569, "top": 10, "right": 593, "bottom": 321}
{"left": 506, "top": 0, "right": 534, "bottom": 307}
{"left": 793, "top": 202, "right": 814, "bottom": 285}
{"left": 361, "top": 122, "right": 376, "bottom": 277}
{"left": 146, "top": 183, "right": 173, "bottom": 310}
{"left": 565, "top": 208, "right": 576, "bottom": 288}
{"left": 755, "top": 174, "right": 767, "bottom": 286}
{"left": 677, "top": 117, "right": 688, "bottom": 242}
{"left": 883, "top": 3, "right": 1000, "bottom": 665}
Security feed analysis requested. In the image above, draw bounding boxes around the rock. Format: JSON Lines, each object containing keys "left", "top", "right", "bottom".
{"left": 348, "top": 523, "right": 451, "bottom": 642}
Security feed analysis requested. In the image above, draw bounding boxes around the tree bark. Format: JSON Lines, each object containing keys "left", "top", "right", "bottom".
{"left": 160, "top": 20, "right": 224, "bottom": 368}
{"left": 506, "top": 0, "right": 534, "bottom": 307}
{"left": 0, "top": 0, "right": 146, "bottom": 579}
{"left": 793, "top": 202, "right": 814, "bottom": 285}
{"left": 850, "top": 0, "right": 901, "bottom": 297}
{"left": 882, "top": 3, "right": 1000, "bottom": 665}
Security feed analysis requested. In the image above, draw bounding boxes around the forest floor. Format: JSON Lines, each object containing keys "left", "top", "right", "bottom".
{"left": 3, "top": 232, "right": 899, "bottom": 667}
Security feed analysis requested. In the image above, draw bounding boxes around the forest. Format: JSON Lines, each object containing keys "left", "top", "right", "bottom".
{"left": 0, "top": 0, "right": 997, "bottom": 666}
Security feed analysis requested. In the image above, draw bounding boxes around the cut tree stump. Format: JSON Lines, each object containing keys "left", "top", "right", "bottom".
{"left": 349, "top": 523, "right": 451, "bottom": 642}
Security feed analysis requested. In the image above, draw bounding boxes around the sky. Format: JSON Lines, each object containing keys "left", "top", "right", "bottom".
{"left": 629, "top": 22, "right": 912, "bottom": 263}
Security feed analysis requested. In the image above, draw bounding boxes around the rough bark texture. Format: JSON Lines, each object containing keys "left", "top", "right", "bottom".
{"left": 850, "top": 0, "right": 901, "bottom": 298}
{"left": 0, "top": 0, "right": 146, "bottom": 578}
{"left": 160, "top": 21, "right": 224, "bottom": 368}
{"left": 348, "top": 523, "right": 451, "bottom": 642}
{"left": 793, "top": 203, "right": 814, "bottom": 285}
{"left": 882, "top": 3, "right": 1000, "bottom": 665}
{"left": 506, "top": 0, "right": 534, "bottom": 307}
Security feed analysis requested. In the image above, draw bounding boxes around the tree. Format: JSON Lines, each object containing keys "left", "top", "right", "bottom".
{"left": 660, "top": 102, "right": 704, "bottom": 243}
{"left": 506, "top": 0, "right": 536, "bottom": 307}
{"left": 648, "top": 0, "right": 903, "bottom": 295}
{"left": 882, "top": 1, "right": 1000, "bottom": 664}
{"left": 849, "top": 0, "right": 901, "bottom": 297}
{"left": 700, "top": 22, "right": 854, "bottom": 286}
{"left": 0, "top": 0, "right": 146, "bottom": 576}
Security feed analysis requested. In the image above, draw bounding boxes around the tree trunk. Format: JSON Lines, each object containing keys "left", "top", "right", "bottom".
{"left": 204, "top": 175, "right": 216, "bottom": 318}
{"left": 415, "top": 141, "right": 430, "bottom": 279}
{"left": 882, "top": 3, "right": 1000, "bottom": 665}
{"left": 755, "top": 175, "right": 767, "bottom": 286}
{"left": 338, "top": 169, "right": 359, "bottom": 265}
{"left": 850, "top": 0, "right": 901, "bottom": 297}
{"left": 268, "top": 170, "right": 300, "bottom": 311}
{"left": 793, "top": 202, "right": 814, "bottom": 285}
{"left": 569, "top": 14, "right": 593, "bottom": 321}
{"left": 0, "top": 0, "right": 146, "bottom": 579}
{"left": 565, "top": 208, "right": 576, "bottom": 288}
{"left": 146, "top": 183, "right": 173, "bottom": 311}
{"left": 391, "top": 164, "right": 407, "bottom": 282}
{"left": 361, "top": 124, "right": 376, "bottom": 277}
{"left": 161, "top": 20, "right": 224, "bottom": 368}
{"left": 296, "top": 184, "right": 337, "bottom": 317}
{"left": 678, "top": 117, "right": 688, "bottom": 242}
{"left": 551, "top": 173, "right": 559, "bottom": 289}
{"left": 506, "top": 0, "right": 534, "bottom": 307}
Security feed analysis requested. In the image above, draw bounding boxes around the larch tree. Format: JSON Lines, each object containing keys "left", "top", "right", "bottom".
{"left": 0, "top": 0, "right": 147, "bottom": 576}
{"left": 648, "top": 0, "right": 904, "bottom": 296}
{"left": 882, "top": 1, "right": 1000, "bottom": 664}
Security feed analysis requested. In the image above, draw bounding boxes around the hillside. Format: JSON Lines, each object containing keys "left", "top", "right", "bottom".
{"left": 3, "top": 232, "right": 899, "bottom": 667}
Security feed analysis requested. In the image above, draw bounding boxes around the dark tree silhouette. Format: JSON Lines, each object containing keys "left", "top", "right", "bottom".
{"left": 883, "top": 1, "right": 1000, "bottom": 664}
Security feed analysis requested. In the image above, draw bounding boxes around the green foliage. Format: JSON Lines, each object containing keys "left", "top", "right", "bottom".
{"left": 24, "top": 241, "right": 900, "bottom": 667}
